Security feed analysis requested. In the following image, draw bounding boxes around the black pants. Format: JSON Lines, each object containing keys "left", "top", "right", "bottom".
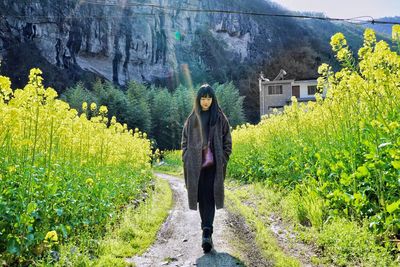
{"left": 198, "top": 164, "right": 216, "bottom": 233}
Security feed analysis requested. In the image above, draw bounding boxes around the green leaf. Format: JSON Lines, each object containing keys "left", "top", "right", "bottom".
{"left": 343, "top": 193, "right": 352, "bottom": 203}
{"left": 26, "top": 233, "right": 35, "bottom": 245}
{"left": 385, "top": 215, "right": 394, "bottom": 224}
{"left": 339, "top": 172, "right": 351, "bottom": 186}
{"left": 391, "top": 161, "right": 400, "bottom": 169}
{"left": 388, "top": 149, "right": 397, "bottom": 157}
{"left": 56, "top": 208, "right": 63, "bottom": 217}
{"left": 26, "top": 202, "right": 37, "bottom": 214}
{"left": 7, "top": 237, "right": 21, "bottom": 255}
{"left": 60, "top": 224, "right": 68, "bottom": 238}
{"left": 357, "top": 165, "right": 369, "bottom": 177}
{"left": 386, "top": 200, "right": 400, "bottom": 214}
{"left": 49, "top": 183, "right": 58, "bottom": 195}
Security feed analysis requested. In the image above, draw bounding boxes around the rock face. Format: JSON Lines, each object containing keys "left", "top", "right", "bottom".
{"left": 0, "top": 0, "right": 294, "bottom": 87}
{"left": 0, "top": 0, "right": 365, "bottom": 94}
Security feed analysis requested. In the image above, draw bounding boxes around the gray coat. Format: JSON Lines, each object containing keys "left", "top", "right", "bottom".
{"left": 181, "top": 109, "right": 232, "bottom": 210}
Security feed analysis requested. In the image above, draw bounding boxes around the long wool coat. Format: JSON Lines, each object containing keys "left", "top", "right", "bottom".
{"left": 181, "top": 109, "right": 232, "bottom": 210}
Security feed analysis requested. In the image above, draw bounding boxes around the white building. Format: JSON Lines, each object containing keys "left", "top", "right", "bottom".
{"left": 259, "top": 73, "right": 327, "bottom": 117}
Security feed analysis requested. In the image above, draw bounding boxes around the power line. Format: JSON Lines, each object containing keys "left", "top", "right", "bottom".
{"left": 80, "top": 0, "right": 399, "bottom": 25}
{"left": 2, "top": 0, "right": 399, "bottom": 26}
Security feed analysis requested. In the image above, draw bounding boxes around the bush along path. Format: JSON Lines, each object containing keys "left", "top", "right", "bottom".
{"left": 0, "top": 69, "right": 153, "bottom": 265}
{"left": 227, "top": 27, "right": 400, "bottom": 266}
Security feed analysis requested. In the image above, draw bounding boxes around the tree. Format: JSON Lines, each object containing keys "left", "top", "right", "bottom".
{"left": 149, "top": 88, "right": 180, "bottom": 150}
{"left": 173, "top": 84, "right": 195, "bottom": 127}
{"left": 214, "top": 82, "right": 246, "bottom": 127}
{"left": 92, "top": 80, "right": 129, "bottom": 124}
{"left": 61, "top": 82, "right": 97, "bottom": 112}
{"left": 126, "top": 81, "right": 152, "bottom": 134}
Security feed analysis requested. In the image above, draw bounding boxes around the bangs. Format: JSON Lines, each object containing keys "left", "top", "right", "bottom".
{"left": 200, "top": 93, "right": 212, "bottom": 98}
{"left": 198, "top": 84, "right": 214, "bottom": 98}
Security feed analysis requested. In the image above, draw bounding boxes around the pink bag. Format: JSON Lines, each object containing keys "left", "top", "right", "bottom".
{"left": 201, "top": 140, "right": 214, "bottom": 169}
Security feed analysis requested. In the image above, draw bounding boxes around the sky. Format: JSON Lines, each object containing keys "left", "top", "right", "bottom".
{"left": 272, "top": 0, "right": 400, "bottom": 19}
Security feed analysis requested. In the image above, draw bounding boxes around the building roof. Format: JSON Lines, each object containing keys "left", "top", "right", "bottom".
{"left": 292, "top": 79, "right": 318, "bottom": 84}
{"left": 260, "top": 79, "right": 294, "bottom": 85}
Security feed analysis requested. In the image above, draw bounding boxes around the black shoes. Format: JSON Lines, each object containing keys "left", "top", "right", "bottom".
{"left": 201, "top": 237, "right": 213, "bottom": 253}
{"left": 202, "top": 227, "right": 213, "bottom": 253}
{"left": 202, "top": 236, "right": 213, "bottom": 253}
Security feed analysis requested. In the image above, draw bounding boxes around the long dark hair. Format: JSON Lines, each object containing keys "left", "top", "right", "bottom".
{"left": 192, "top": 84, "right": 220, "bottom": 127}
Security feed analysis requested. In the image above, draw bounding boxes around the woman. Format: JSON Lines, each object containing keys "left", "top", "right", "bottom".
{"left": 181, "top": 84, "right": 232, "bottom": 253}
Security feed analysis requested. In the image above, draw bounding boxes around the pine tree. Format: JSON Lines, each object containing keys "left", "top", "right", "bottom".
{"left": 214, "top": 82, "right": 246, "bottom": 127}
{"left": 150, "top": 88, "right": 179, "bottom": 149}
{"left": 126, "top": 81, "right": 152, "bottom": 134}
{"left": 61, "top": 82, "right": 97, "bottom": 112}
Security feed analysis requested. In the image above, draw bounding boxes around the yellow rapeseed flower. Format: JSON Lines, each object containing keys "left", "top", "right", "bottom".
{"left": 0, "top": 67, "right": 154, "bottom": 255}
{"left": 111, "top": 116, "right": 117, "bottom": 124}
{"left": 102, "top": 117, "right": 109, "bottom": 124}
{"left": 363, "top": 28, "right": 376, "bottom": 46}
{"left": 7, "top": 166, "right": 16, "bottom": 174}
{"left": 336, "top": 48, "right": 351, "bottom": 62}
{"left": 318, "top": 63, "right": 329, "bottom": 75}
{"left": 44, "top": 87, "right": 58, "bottom": 100}
{"left": 90, "top": 102, "right": 97, "bottom": 111}
{"left": 44, "top": 230, "right": 58, "bottom": 243}
{"left": 330, "top": 32, "right": 347, "bottom": 52}
{"left": 0, "top": 76, "right": 12, "bottom": 102}
{"left": 86, "top": 178, "right": 94, "bottom": 186}
{"left": 99, "top": 105, "right": 108, "bottom": 115}
{"left": 392, "top": 25, "right": 400, "bottom": 42}
{"left": 82, "top": 102, "right": 88, "bottom": 111}
{"left": 28, "top": 68, "right": 44, "bottom": 87}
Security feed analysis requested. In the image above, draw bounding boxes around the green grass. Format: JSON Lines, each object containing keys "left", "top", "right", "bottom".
{"left": 311, "top": 218, "right": 397, "bottom": 267}
{"left": 44, "top": 176, "right": 173, "bottom": 266}
{"left": 225, "top": 179, "right": 399, "bottom": 267}
{"left": 153, "top": 150, "right": 183, "bottom": 177}
{"left": 225, "top": 179, "right": 301, "bottom": 267}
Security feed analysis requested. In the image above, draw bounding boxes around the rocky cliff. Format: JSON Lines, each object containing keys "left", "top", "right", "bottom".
{"left": 0, "top": 0, "right": 353, "bottom": 86}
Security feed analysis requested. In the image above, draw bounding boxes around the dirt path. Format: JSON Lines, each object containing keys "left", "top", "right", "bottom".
{"left": 126, "top": 172, "right": 262, "bottom": 267}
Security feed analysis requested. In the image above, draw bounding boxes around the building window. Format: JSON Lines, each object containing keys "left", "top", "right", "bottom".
{"left": 307, "top": 85, "right": 317, "bottom": 95}
{"left": 268, "top": 85, "right": 283, "bottom": 95}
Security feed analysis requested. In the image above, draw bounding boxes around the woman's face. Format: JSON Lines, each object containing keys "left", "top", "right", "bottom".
{"left": 200, "top": 95, "right": 213, "bottom": 111}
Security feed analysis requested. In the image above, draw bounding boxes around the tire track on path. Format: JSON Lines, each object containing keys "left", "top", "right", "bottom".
{"left": 126, "top": 172, "right": 261, "bottom": 267}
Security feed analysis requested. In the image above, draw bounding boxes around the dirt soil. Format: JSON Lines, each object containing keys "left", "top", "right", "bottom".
{"left": 125, "top": 172, "right": 313, "bottom": 267}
